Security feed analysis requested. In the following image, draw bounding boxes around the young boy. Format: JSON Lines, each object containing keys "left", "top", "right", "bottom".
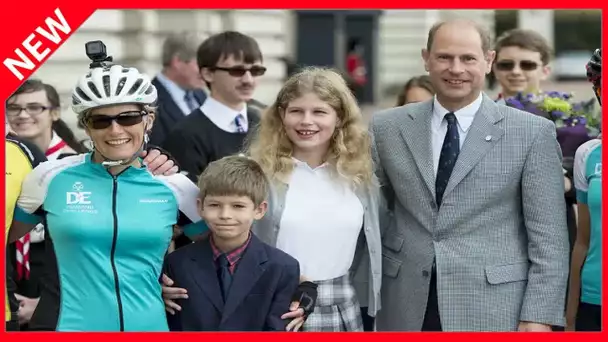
{"left": 163, "top": 155, "right": 300, "bottom": 331}
{"left": 492, "top": 29, "right": 553, "bottom": 104}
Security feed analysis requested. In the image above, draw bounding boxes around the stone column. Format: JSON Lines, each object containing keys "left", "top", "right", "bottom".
{"left": 517, "top": 10, "right": 554, "bottom": 49}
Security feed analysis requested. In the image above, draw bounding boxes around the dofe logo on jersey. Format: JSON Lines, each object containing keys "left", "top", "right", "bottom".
{"left": 66, "top": 181, "right": 91, "bottom": 205}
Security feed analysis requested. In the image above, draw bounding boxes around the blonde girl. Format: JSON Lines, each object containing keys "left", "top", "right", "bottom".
{"left": 248, "top": 67, "right": 382, "bottom": 332}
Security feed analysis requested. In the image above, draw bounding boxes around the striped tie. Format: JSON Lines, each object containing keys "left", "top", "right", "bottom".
{"left": 184, "top": 91, "right": 198, "bottom": 112}
{"left": 15, "top": 234, "right": 30, "bottom": 280}
{"left": 235, "top": 114, "right": 246, "bottom": 133}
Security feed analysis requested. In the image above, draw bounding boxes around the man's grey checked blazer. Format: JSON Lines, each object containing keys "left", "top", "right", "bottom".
{"left": 370, "top": 93, "right": 570, "bottom": 331}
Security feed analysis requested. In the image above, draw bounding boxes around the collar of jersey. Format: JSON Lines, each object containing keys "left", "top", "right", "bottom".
{"left": 85, "top": 152, "right": 149, "bottom": 178}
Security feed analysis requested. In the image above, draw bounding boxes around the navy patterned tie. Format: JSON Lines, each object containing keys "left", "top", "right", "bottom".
{"left": 435, "top": 112, "right": 460, "bottom": 207}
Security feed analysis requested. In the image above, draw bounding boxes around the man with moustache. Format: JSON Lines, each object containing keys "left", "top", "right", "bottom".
{"left": 162, "top": 31, "right": 265, "bottom": 249}
{"left": 162, "top": 31, "right": 265, "bottom": 183}
{"left": 370, "top": 19, "right": 569, "bottom": 331}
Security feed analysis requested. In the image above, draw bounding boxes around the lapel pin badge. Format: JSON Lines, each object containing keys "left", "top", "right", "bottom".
{"left": 485, "top": 135, "right": 492, "bottom": 141}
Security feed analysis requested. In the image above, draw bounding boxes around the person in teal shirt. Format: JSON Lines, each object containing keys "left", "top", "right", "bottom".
{"left": 9, "top": 44, "right": 207, "bottom": 332}
{"left": 566, "top": 48, "right": 602, "bottom": 331}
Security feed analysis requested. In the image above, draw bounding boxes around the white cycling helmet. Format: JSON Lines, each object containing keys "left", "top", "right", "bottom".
{"left": 71, "top": 64, "right": 157, "bottom": 115}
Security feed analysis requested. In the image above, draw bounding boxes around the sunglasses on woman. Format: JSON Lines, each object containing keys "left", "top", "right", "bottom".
{"left": 211, "top": 65, "right": 267, "bottom": 77}
{"left": 495, "top": 60, "right": 539, "bottom": 72}
{"left": 86, "top": 111, "right": 147, "bottom": 130}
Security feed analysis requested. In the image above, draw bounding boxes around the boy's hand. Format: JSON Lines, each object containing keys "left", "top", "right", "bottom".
{"left": 161, "top": 274, "right": 188, "bottom": 315}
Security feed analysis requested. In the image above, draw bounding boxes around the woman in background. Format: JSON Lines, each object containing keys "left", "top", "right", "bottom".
{"left": 7, "top": 79, "right": 86, "bottom": 158}
{"left": 395, "top": 75, "right": 434, "bottom": 106}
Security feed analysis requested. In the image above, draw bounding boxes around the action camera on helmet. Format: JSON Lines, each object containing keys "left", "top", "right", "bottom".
{"left": 85, "top": 40, "right": 114, "bottom": 69}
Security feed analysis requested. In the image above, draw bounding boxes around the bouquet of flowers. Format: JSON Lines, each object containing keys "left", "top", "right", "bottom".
{"left": 506, "top": 91, "right": 601, "bottom": 157}
{"left": 505, "top": 90, "right": 601, "bottom": 167}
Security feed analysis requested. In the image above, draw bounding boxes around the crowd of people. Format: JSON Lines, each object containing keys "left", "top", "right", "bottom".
{"left": 4, "top": 17, "right": 602, "bottom": 332}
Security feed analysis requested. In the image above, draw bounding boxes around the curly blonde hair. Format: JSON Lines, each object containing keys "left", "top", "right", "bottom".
{"left": 247, "top": 67, "right": 374, "bottom": 187}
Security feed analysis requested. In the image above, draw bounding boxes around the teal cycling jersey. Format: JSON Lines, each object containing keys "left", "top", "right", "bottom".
{"left": 573, "top": 139, "right": 602, "bottom": 306}
{"left": 14, "top": 153, "right": 207, "bottom": 331}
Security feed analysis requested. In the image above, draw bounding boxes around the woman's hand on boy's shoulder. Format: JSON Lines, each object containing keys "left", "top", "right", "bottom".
{"left": 141, "top": 148, "right": 179, "bottom": 176}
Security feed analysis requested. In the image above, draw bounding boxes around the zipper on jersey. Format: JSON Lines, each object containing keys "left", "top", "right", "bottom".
{"left": 110, "top": 175, "right": 125, "bottom": 331}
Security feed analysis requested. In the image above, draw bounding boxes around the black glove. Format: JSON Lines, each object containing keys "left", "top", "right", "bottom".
{"left": 586, "top": 48, "right": 601, "bottom": 105}
{"left": 291, "top": 281, "right": 318, "bottom": 316}
{"left": 145, "top": 144, "right": 181, "bottom": 173}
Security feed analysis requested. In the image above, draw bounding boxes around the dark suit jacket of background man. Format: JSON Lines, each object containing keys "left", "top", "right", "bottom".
{"left": 149, "top": 76, "right": 207, "bottom": 146}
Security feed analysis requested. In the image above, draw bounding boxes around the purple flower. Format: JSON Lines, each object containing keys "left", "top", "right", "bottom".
{"left": 575, "top": 116, "right": 587, "bottom": 125}
{"left": 506, "top": 98, "right": 525, "bottom": 110}
{"left": 551, "top": 111, "right": 565, "bottom": 119}
{"left": 546, "top": 91, "right": 572, "bottom": 100}
{"left": 563, "top": 117, "right": 586, "bottom": 126}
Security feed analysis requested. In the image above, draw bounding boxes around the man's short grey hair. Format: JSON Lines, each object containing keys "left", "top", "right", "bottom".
{"left": 426, "top": 19, "right": 493, "bottom": 53}
{"left": 161, "top": 32, "right": 200, "bottom": 67}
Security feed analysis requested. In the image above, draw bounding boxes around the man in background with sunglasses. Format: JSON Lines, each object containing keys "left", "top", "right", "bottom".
{"left": 163, "top": 31, "right": 265, "bottom": 183}
{"left": 492, "top": 29, "right": 552, "bottom": 105}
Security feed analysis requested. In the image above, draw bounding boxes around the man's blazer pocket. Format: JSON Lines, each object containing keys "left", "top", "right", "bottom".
{"left": 382, "top": 233, "right": 404, "bottom": 254}
{"left": 382, "top": 253, "right": 402, "bottom": 279}
{"left": 485, "top": 262, "right": 529, "bottom": 285}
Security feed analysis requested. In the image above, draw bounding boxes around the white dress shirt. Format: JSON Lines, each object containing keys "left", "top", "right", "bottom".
{"left": 431, "top": 93, "right": 482, "bottom": 175}
{"left": 200, "top": 96, "right": 249, "bottom": 133}
{"left": 276, "top": 159, "right": 364, "bottom": 281}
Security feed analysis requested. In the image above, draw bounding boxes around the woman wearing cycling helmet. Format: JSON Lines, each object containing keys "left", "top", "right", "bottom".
{"left": 8, "top": 61, "right": 206, "bottom": 332}
{"left": 566, "top": 48, "right": 602, "bottom": 331}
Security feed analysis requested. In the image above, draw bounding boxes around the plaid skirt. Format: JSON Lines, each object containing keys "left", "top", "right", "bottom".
{"left": 302, "top": 274, "right": 364, "bottom": 332}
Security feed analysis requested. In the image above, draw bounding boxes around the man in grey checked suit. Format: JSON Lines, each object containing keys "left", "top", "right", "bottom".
{"left": 370, "top": 19, "right": 569, "bottom": 331}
